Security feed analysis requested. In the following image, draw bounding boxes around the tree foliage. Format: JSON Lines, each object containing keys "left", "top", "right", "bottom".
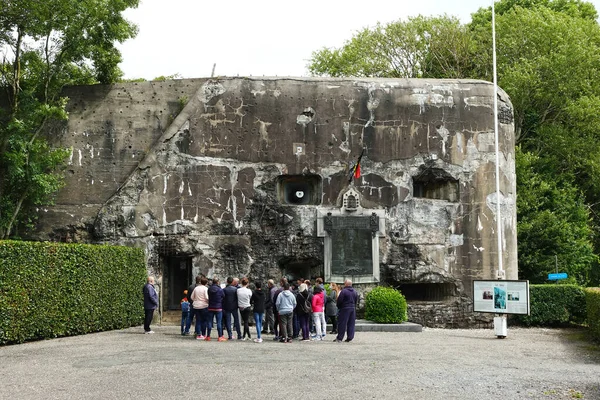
{"left": 0, "top": 0, "right": 139, "bottom": 238}
{"left": 308, "top": 15, "right": 474, "bottom": 79}
{"left": 307, "top": 0, "right": 600, "bottom": 285}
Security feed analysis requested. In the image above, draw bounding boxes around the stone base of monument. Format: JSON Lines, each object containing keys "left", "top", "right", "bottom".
{"left": 339, "top": 320, "right": 423, "bottom": 333}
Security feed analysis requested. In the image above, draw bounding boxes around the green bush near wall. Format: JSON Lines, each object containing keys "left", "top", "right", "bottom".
{"left": 365, "top": 286, "right": 408, "bottom": 324}
{"left": 0, "top": 240, "right": 147, "bottom": 345}
{"left": 512, "top": 284, "right": 586, "bottom": 327}
{"left": 585, "top": 288, "right": 600, "bottom": 342}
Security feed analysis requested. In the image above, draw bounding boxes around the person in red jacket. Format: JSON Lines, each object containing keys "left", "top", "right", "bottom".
{"left": 311, "top": 285, "right": 326, "bottom": 340}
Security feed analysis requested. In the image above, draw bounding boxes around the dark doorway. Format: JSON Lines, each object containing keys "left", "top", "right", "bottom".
{"left": 164, "top": 256, "right": 192, "bottom": 310}
{"left": 279, "top": 257, "right": 323, "bottom": 284}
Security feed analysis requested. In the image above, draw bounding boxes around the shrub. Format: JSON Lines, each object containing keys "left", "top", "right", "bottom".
{"left": 365, "top": 286, "right": 407, "bottom": 324}
{"left": 512, "top": 284, "right": 586, "bottom": 327}
{"left": 0, "top": 240, "right": 147, "bottom": 345}
{"left": 585, "top": 288, "right": 600, "bottom": 342}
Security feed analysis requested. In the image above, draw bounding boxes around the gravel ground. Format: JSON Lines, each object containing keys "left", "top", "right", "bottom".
{"left": 1, "top": 326, "right": 599, "bottom": 399}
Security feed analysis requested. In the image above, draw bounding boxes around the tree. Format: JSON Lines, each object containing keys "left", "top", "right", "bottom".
{"left": 308, "top": 15, "right": 474, "bottom": 79}
{"left": 516, "top": 148, "right": 597, "bottom": 284}
{"left": 0, "top": 0, "right": 139, "bottom": 238}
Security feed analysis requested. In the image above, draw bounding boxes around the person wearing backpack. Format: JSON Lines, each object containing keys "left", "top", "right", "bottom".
{"left": 311, "top": 285, "right": 326, "bottom": 340}
{"left": 295, "top": 283, "right": 312, "bottom": 341}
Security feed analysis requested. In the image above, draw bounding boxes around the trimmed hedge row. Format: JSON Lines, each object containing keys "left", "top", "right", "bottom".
{"left": 512, "top": 284, "right": 586, "bottom": 327}
{"left": 0, "top": 240, "right": 147, "bottom": 345}
{"left": 586, "top": 288, "right": 600, "bottom": 341}
{"left": 365, "top": 286, "right": 407, "bottom": 323}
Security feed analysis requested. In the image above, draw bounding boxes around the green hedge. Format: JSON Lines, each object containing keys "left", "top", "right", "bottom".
{"left": 365, "top": 286, "right": 407, "bottom": 324}
{"left": 0, "top": 240, "right": 146, "bottom": 345}
{"left": 585, "top": 288, "right": 600, "bottom": 341}
{"left": 512, "top": 284, "right": 586, "bottom": 327}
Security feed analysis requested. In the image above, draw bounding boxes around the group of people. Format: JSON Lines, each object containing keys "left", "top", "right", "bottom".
{"left": 143, "top": 275, "right": 359, "bottom": 343}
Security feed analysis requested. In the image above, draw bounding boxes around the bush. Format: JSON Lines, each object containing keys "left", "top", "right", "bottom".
{"left": 585, "top": 288, "right": 600, "bottom": 342}
{"left": 0, "top": 240, "right": 147, "bottom": 345}
{"left": 512, "top": 284, "right": 586, "bottom": 327}
{"left": 365, "top": 286, "right": 407, "bottom": 324}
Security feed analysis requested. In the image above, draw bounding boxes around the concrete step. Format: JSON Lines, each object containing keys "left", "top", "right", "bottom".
{"left": 156, "top": 312, "right": 422, "bottom": 333}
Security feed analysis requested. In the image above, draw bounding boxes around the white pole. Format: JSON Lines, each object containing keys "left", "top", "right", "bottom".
{"left": 492, "top": 0, "right": 507, "bottom": 339}
{"left": 492, "top": 0, "right": 503, "bottom": 276}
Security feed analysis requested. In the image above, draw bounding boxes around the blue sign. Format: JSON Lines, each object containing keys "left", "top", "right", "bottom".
{"left": 548, "top": 273, "right": 568, "bottom": 281}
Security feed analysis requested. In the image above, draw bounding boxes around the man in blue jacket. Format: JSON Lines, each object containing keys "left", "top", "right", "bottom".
{"left": 143, "top": 276, "right": 159, "bottom": 334}
{"left": 335, "top": 279, "right": 359, "bottom": 342}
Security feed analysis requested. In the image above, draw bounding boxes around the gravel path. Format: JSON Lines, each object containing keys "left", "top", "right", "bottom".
{"left": 1, "top": 326, "right": 598, "bottom": 399}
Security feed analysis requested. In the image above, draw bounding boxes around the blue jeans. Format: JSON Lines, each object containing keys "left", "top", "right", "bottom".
{"left": 181, "top": 311, "right": 190, "bottom": 334}
{"left": 207, "top": 310, "right": 223, "bottom": 338}
{"left": 194, "top": 308, "right": 209, "bottom": 336}
{"left": 224, "top": 309, "right": 241, "bottom": 339}
{"left": 253, "top": 312, "right": 264, "bottom": 339}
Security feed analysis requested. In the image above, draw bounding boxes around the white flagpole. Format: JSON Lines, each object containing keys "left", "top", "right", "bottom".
{"left": 492, "top": 1, "right": 503, "bottom": 277}
{"left": 492, "top": 0, "right": 507, "bottom": 339}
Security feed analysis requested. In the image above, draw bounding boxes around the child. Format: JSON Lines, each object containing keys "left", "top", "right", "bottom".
{"left": 181, "top": 290, "right": 191, "bottom": 336}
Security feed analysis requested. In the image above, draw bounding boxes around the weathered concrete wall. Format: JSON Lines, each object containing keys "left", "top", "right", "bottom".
{"left": 35, "top": 77, "right": 516, "bottom": 327}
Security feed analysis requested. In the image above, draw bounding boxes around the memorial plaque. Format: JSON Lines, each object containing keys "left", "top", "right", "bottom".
{"left": 330, "top": 216, "right": 373, "bottom": 276}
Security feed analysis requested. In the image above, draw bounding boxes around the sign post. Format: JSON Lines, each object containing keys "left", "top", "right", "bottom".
{"left": 473, "top": 280, "right": 530, "bottom": 338}
{"left": 548, "top": 273, "right": 568, "bottom": 281}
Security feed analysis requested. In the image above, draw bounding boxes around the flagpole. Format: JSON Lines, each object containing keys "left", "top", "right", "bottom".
{"left": 492, "top": 0, "right": 507, "bottom": 339}
{"left": 492, "top": 0, "right": 503, "bottom": 276}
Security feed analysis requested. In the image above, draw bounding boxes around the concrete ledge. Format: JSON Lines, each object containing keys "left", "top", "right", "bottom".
{"left": 346, "top": 320, "right": 423, "bottom": 333}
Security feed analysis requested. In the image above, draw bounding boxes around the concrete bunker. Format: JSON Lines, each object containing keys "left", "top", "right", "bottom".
{"left": 31, "top": 77, "right": 517, "bottom": 327}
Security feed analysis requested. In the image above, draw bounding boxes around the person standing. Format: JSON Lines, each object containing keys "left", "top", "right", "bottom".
{"left": 207, "top": 277, "right": 226, "bottom": 341}
{"left": 186, "top": 276, "right": 201, "bottom": 335}
{"left": 275, "top": 282, "right": 297, "bottom": 343}
{"left": 295, "top": 283, "right": 312, "bottom": 341}
{"left": 223, "top": 277, "right": 241, "bottom": 340}
{"left": 143, "top": 276, "right": 159, "bottom": 334}
{"left": 335, "top": 279, "right": 359, "bottom": 343}
{"left": 326, "top": 282, "right": 340, "bottom": 334}
{"left": 311, "top": 285, "right": 326, "bottom": 340}
{"left": 271, "top": 278, "right": 285, "bottom": 341}
{"left": 191, "top": 276, "right": 209, "bottom": 340}
{"left": 263, "top": 279, "right": 275, "bottom": 334}
{"left": 251, "top": 281, "right": 266, "bottom": 343}
{"left": 237, "top": 277, "right": 253, "bottom": 340}
{"left": 180, "top": 290, "right": 190, "bottom": 336}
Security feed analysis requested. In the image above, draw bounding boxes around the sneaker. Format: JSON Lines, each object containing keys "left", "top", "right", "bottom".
{"left": 279, "top": 338, "right": 286, "bottom": 343}
{"left": 333, "top": 338, "right": 343, "bottom": 343}
{"left": 273, "top": 336, "right": 280, "bottom": 341}
{"left": 196, "top": 335, "right": 205, "bottom": 340}
{"left": 218, "top": 336, "right": 228, "bottom": 342}
{"left": 344, "top": 339, "right": 352, "bottom": 342}
{"left": 144, "top": 330, "right": 155, "bottom": 334}
{"left": 254, "top": 338, "right": 263, "bottom": 343}
{"left": 204, "top": 336, "right": 211, "bottom": 341}
{"left": 300, "top": 338, "right": 310, "bottom": 341}
{"left": 286, "top": 338, "right": 292, "bottom": 343}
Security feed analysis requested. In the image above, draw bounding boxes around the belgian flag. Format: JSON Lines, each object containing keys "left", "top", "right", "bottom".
{"left": 348, "top": 148, "right": 365, "bottom": 183}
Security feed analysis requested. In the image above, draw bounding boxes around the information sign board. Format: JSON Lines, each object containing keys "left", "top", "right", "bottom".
{"left": 473, "top": 280, "right": 530, "bottom": 315}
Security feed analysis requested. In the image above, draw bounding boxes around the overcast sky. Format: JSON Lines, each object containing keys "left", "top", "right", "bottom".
{"left": 117, "top": 0, "right": 600, "bottom": 80}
